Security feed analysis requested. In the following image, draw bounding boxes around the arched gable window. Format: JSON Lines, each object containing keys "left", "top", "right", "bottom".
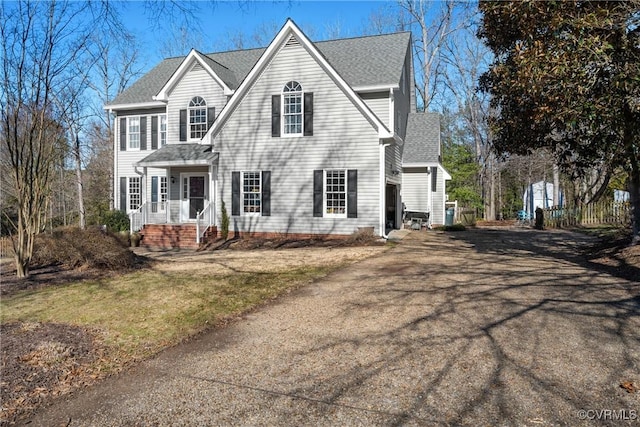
{"left": 189, "top": 96, "right": 207, "bottom": 139}
{"left": 282, "top": 81, "right": 303, "bottom": 135}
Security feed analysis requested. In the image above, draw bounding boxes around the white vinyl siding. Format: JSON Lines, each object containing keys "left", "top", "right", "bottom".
{"left": 402, "top": 165, "right": 448, "bottom": 225}
{"left": 215, "top": 41, "right": 381, "bottom": 235}
{"left": 360, "top": 92, "right": 389, "bottom": 129}
{"left": 402, "top": 168, "right": 431, "bottom": 214}
{"left": 431, "top": 165, "right": 447, "bottom": 225}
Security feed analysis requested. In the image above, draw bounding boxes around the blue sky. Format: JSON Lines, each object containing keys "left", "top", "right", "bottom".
{"left": 120, "top": 1, "right": 396, "bottom": 69}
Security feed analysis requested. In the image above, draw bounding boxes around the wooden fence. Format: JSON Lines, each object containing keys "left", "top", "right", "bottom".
{"left": 543, "top": 201, "right": 631, "bottom": 228}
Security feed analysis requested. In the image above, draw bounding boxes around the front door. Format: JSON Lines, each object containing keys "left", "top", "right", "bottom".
{"left": 181, "top": 174, "right": 207, "bottom": 221}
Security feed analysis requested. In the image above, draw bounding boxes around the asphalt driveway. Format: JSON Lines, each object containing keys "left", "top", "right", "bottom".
{"left": 28, "top": 228, "right": 639, "bottom": 426}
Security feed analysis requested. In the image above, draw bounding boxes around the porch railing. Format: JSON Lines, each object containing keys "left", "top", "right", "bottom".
{"left": 196, "top": 201, "right": 212, "bottom": 244}
{"left": 129, "top": 202, "right": 146, "bottom": 233}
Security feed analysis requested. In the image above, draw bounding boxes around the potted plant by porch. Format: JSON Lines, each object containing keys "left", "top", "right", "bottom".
{"left": 130, "top": 231, "right": 142, "bottom": 247}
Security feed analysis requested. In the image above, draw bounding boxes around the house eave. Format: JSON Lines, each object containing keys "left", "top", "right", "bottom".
{"left": 104, "top": 101, "right": 166, "bottom": 111}
{"left": 135, "top": 159, "right": 216, "bottom": 168}
{"left": 154, "top": 49, "right": 234, "bottom": 101}
{"left": 355, "top": 84, "right": 399, "bottom": 93}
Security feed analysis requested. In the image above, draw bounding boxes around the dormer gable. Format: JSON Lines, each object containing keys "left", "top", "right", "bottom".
{"left": 153, "top": 49, "right": 235, "bottom": 101}
{"left": 205, "top": 19, "right": 395, "bottom": 143}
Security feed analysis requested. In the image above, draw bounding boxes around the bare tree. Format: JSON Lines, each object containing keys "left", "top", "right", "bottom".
{"left": 0, "top": 1, "right": 88, "bottom": 276}
{"left": 440, "top": 10, "right": 495, "bottom": 218}
{"left": 399, "top": 0, "right": 469, "bottom": 110}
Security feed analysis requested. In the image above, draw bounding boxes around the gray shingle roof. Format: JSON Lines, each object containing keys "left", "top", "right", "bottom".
{"left": 403, "top": 113, "right": 441, "bottom": 164}
{"left": 136, "top": 144, "right": 217, "bottom": 166}
{"left": 107, "top": 31, "right": 410, "bottom": 107}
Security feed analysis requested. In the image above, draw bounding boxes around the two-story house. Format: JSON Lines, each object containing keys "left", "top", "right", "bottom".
{"left": 106, "top": 19, "right": 450, "bottom": 248}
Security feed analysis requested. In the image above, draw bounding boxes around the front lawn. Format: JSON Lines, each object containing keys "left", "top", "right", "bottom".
{"left": 0, "top": 245, "right": 385, "bottom": 422}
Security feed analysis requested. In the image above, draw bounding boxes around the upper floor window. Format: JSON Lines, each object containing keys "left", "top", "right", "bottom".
{"left": 128, "top": 117, "right": 140, "bottom": 150}
{"left": 283, "top": 81, "right": 302, "bottom": 135}
{"left": 160, "top": 114, "right": 167, "bottom": 146}
{"left": 189, "top": 96, "right": 207, "bottom": 139}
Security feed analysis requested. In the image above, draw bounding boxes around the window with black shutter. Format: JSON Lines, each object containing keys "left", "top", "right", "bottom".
{"left": 273, "top": 82, "right": 313, "bottom": 137}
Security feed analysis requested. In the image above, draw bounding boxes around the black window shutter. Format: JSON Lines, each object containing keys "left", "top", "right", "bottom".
{"left": 262, "top": 171, "right": 271, "bottom": 217}
{"left": 179, "top": 109, "right": 187, "bottom": 141}
{"left": 207, "top": 107, "right": 215, "bottom": 130}
{"left": 119, "top": 177, "right": 127, "bottom": 212}
{"left": 151, "top": 116, "right": 158, "bottom": 150}
{"left": 232, "top": 171, "right": 240, "bottom": 216}
{"left": 304, "top": 92, "right": 313, "bottom": 136}
{"left": 431, "top": 167, "right": 438, "bottom": 192}
{"left": 347, "top": 169, "right": 358, "bottom": 218}
{"left": 271, "top": 95, "right": 280, "bottom": 137}
{"left": 120, "top": 118, "right": 126, "bottom": 151}
{"left": 313, "top": 170, "right": 323, "bottom": 217}
{"left": 140, "top": 116, "right": 147, "bottom": 150}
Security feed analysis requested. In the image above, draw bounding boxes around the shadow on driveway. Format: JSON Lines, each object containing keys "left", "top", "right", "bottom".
{"left": 29, "top": 228, "right": 639, "bottom": 426}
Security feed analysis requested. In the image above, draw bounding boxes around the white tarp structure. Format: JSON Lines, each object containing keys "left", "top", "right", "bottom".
{"left": 614, "top": 189, "right": 630, "bottom": 202}
{"left": 523, "top": 181, "right": 559, "bottom": 214}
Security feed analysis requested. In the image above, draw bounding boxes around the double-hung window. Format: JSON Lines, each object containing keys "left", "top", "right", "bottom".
{"left": 313, "top": 169, "right": 357, "bottom": 219}
{"left": 325, "top": 170, "right": 346, "bottom": 216}
{"left": 189, "top": 96, "right": 207, "bottom": 139}
{"left": 160, "top": 114, "right": 167, "bottom": 146}
{"left": 283, "top": 81, "right": 303, "bottom": 135}
{"left": 242, "top": 172, "right": 261, "bottom": 214}
{"left": 128, "top": 177, "right": 141, "bottom": 211}
{"left": 231, "top": 171, "right": 271, "bottom": 217}
{"left": 128, "top": 117, "right": 140, "bottom": 150}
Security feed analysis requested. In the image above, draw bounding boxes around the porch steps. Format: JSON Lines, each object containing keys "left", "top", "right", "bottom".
{"left": 139, "top": 224, "right": 217, "bottom": 250}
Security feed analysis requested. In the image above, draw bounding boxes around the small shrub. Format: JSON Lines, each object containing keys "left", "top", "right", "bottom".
{"left": 101, "top": 210, "right": 130, "bottom": 233}
{"left": 220, "top": 200, "right": 230, "bottom": 240}
{"left": 32, "top": 227, "right": 136, "bottom": 270}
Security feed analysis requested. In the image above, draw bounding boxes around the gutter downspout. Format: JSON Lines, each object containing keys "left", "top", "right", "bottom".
{"left": 380, "top": 143, "right": 391, "bottom": 239}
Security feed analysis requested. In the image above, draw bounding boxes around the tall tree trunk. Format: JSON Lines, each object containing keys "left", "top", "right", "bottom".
{"left": 553, "top": 163, "right": 560, "bottom": 207}
{"left": 74, "top": 133, "right": 86, "bottom": 229}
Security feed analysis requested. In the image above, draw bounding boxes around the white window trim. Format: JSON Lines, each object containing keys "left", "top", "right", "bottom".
{"left": 128, "top": 176, "right": 141, "bottom": 212}
{"left": 323, "top": 169, "right": 347, "bottom": 218}
{"left": 188, "top": 96, "right": 207, "bottom": 141}
{"left": 127, "top": 116, "right": 141, "bottom": 151}
{"left": 159, "top": 114, "right": 167, "bottom": 146}
{"left": 241, "top": 171, "right": 262, "bottom": 215}
{"left": 281, "top": 81, "right": 304, "bottom": 138}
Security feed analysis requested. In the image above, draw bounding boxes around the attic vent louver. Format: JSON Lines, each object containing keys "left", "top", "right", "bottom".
{"left": 191, "top": 62, "right": 204, "bottom": 72}
{"left": 285, "top": 36, "right": 300, "bottom": 48}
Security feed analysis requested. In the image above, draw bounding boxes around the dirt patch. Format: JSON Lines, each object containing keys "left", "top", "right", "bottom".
{"left": 0, "top": 322, "right": 105, "bottom": 424}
